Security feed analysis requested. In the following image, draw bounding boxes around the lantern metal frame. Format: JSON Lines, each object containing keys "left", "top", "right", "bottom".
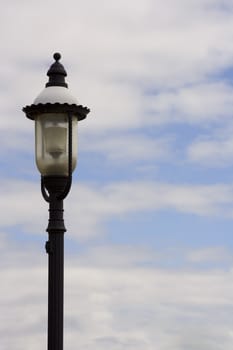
{"left": 23, "top": 100, "right": 89, "bottom": 201}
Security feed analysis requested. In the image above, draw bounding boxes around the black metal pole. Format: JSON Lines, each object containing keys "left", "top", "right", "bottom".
{"left": 44, "top": 177, "right": 67, "bottom": 350}
{"left": 22, "top": 52, "right": 90, "bottom": 350}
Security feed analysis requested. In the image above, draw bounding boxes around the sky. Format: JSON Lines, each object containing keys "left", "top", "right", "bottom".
{"left": 1, "top": 0, "right": 233, "bottom": 349}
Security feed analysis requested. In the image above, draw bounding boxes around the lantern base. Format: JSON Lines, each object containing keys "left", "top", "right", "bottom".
{"left": 43, "top": 176, "right": 68, "bottom": 197}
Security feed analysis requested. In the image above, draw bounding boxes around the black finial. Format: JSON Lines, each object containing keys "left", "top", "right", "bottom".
{"left": 53, "top": 52, "right": 61, "bottom": 61}
{"left": 46, "top": 52, "right": 68, "bottom": 88}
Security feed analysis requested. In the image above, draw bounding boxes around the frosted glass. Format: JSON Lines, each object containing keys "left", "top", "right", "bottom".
{"left": 45, "top": 126, "right": 67, "bottom": 157}
{"left": 35, "top": 113, "right": 78, "bottom": 176}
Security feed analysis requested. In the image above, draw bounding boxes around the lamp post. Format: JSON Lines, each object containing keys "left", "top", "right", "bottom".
{"left": 22, "top": 53, "right": 90, "bottom": 350}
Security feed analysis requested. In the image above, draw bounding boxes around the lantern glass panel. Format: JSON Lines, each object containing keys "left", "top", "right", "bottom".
{"left": 35, "top": 113, "right": 77, "bottom": 176}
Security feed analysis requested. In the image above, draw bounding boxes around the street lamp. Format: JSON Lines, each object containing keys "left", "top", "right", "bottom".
{"left": 22, "top": 53, "right": 90, "bottom": 350}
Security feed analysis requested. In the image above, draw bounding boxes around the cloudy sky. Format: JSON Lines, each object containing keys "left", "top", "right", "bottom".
{"left": 1, "top": 0, "right": 233, "bottom": 349}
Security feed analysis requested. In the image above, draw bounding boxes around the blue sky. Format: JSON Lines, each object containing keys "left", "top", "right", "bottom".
{"left": 1, "top": 0, "right": 233, "bottom": 349}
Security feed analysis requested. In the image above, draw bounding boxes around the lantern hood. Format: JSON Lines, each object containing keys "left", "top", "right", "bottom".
{"left": 34, "top": 52, "right": 79, "bottom": 105}
{"left": 33, "top": 86, "right": 79, "bottom": 105}
{"left": 22, "top": 52, "right": 90, "bottom": 121}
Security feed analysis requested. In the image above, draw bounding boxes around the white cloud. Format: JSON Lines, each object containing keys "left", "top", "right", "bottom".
{"left": 188, "top": 134, "right": 233, "bottom": 166}
{"left": 187, "top": 246, "right": 233, "bottom": 264}
{"left": 70, "top": 244, "right": 157, "bottom": 268}
{"left": 81, "top": 133, "right": 172, "bottom": 163}
{"left": 146, "top": 82, "right": 233, "bottom": 125}
{"left": 65, "top": 181, "right": 233, "bottom": 238}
